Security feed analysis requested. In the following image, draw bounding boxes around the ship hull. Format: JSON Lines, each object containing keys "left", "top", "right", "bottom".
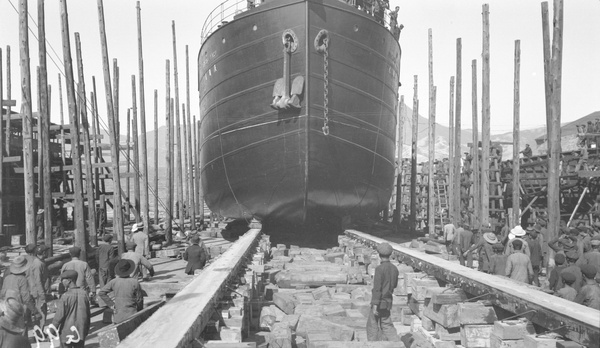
{"left": 198, "top": 0, "right": 401, "bottom": 225}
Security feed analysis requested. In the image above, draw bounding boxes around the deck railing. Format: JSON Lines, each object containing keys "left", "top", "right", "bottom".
{"left": 201, "top": 0, "right": 399, "bottom": 44}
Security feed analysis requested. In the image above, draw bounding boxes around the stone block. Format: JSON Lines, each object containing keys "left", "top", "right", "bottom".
{"left": 493, "top": 320, "right": 535, "bottom": 340}
{"left": 556, "top": 341, "right": 585, "bottom": 348}
{"left": 322, "top": 304, "right": 346, "bottom": 316}
{"left": 404, "top": 272, "right": 428, "bottom": 294}
{"left": 429, "top": 288, "right": 467, "bottom": 305}
{"left": 401, "top": 307, "right": 415, "bottom": 325}
{"left": 408, "top": 297, "right": 425, "bottom": 318}
{"left": 351, "top": 301, "right": 371, "bottom": 318}
{"left": 412, "top": 279, "right": 442, "bottom": 301}
{"left": 267, "top": 323, "right": 293, "bottom": 348}
{"left": 523, "top": 335, "right": 562, "bottom": 348}
{"left": 435, "top": 323, "right": 461, "bottom": 341}
{"left": 219, "top": 327, "right": 242, "bottom": 342}
{"left": 417, "top": 326, "right": 457, "bottom": 348}
{"left": 273, "top": 292, "right": 297, "bottom": 315}
{"left": 461, "top": 324, "right": 494, "bottom": 348}
{"left": 312, "top": 286, "right": 332, "bottom": 300}
{"left": 423, "top": 301, "right": 460, "bottom": 329}
{"left": 345, "top": 309, "right": 365, "bottom": 318}
{"left": 490, "top": 334, "right": 524, "bottom": 348}
{"left": 296, "top": 315, "right": 355, "bottom": 341}
{"left": 458, "top": 302, "right": 498, "bottom": 325}
{"left": 279, "top": 314, "right": 300, "bottom": 330}
{"left": 422, "top": 315, "right": 435, "bottom": 331}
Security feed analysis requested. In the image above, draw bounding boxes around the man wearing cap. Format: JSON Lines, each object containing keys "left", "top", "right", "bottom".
{"left": 98, "top": 259, "right": 143, "bottom": 324}
{"left": 548, "top": 253, "right": 568, "bottom": 291}
{"left": 505, "top": 239, "right": 533, "bottom": 284}
{"left": 577, "top": 237, "right": 600, "bottom": 281}
{"left": 574, "top": 264, "right": 600, "bottom": 310}
{"left": 555, "top": 272, "right": 578, "bottom": 301}
{"left": 184, "top": 235, "right": 208, "bottom": 275}
{"left": 367, "top": 242, "right": 400, "bottom": 342}
{"left": 25, "top": 244, "right": 49, "bottom": 330}
{"left": 48, "top": 270, "right": 90, "bottom": 348}
{"left": 504, "top": 226, "right": 530, "bottom": 257}
{"left": 463, "top": 229, "right": 497, "bottom": 273}
{"left": 61, "top": 247, "right": 96, "bottom": 297}
{"left": 549, "top": 228, "right": 579, "bottom": 256}
{"left": 121, "top": 242, "right": 155, "bottom": 280}
{"left": 0, "top": 297, "right": 30, "bottom": 347}
{"left": 489, "top": 243, "right": 508, "bottom": 276}
{"left": 524, "top": 226, "right": 544, "bottom": 286}
{"left": 561, "top": 251, "right": 584, "bottom": 292}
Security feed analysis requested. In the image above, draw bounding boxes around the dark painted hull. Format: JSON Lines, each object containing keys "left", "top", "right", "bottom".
{"left": 198, "top": 0, "right": 401, "bottom": 225}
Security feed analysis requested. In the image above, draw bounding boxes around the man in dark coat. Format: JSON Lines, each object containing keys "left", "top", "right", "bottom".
{"left": 0, "top": 297, "right": 30, "bottom": 348}
{"left": 98, "top": 259, "right": 143, "bottom": 324}
{"left": 47, "top": 270, "right": 90, "bottom": 348}
{"left": 184, "top": 235, "right": 207, "bottom": 275}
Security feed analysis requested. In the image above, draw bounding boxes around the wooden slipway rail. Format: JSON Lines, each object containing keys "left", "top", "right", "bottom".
{"left": 345, "top": 229, "right": 600, "bottom": 348}
{"left": 119, "top": 228, "right": 262, "bottom": 348}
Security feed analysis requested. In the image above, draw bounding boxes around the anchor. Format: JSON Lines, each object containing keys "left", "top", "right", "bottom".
{"left": 271, "top": 29, "right": 304, "bottom": 110}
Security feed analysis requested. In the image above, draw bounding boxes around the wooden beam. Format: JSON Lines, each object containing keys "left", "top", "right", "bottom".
{"left": 448, "top": 76, "right": 455, "bottom": 222}
{"left": 394, "top": 96, "right": 404, "bottom": 228}
{"left": 512, "top": 40, "right": 521, "bottom": 228}
{"left": 471, "top": 60, "right": 480, "bottom": 230}
{"left": 5, "top": 46, "right": 12, "bottom": 155}
{"left": 1, "top": 100, "right": 15, "bottom": 107}
{"left": 136, "top": 1, "right": 150, "bottom": 235}
{"left": 186, "top": 45, "right": 196, "bottom": 227}
{"left": 454, "top": 38, "right": 462, "bottom": 224}
{"left": 172, "top": 21, "right": 185, "bottom": 223}
{"left": 427, "top": 28, "right": 435, "bottom": 236}
{"left": 0, "top": 47, "right": 4, "bottom": 236}
{"left": 481, "top": 4, "right": 491, "bottom": 226}
{"left": 119, "top": 229, "right": 262, "bottom": 348}
{"left": 154, "top": 89, "right": 159, "bottom": 222}
{"left": 132, "top": 77, "right": 141, "bottom": 223}
{"left": 20, "top": 0, "right": 36, "bottom": 243}
{"left": 166, "top": 60, "right": 173, "bottom": 245}
{"left": 410, "top": 75, "right": 418, "bottom": 234}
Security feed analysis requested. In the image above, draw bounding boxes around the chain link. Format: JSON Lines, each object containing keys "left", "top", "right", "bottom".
{"left": 322, "top": 38, "right": 330, "bottom": 135}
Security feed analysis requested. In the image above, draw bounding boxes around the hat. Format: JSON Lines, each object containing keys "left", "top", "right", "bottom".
{"left": 565, "top": 250, "right": 579, "bottom": 261}
{"left": 69, "top": 246, "right": 81, "bottom": 257}
{"left": 581, "top": 264, "right": 597, "bottom": 279}
{"left": 103, "top": 234, "right": 114, "bottom": 242}
{"left": 492, "top": 243, "right": 504, "bottom": 251}
{"left": 533, "top": 224, "right": 542, "bottom": 232}
{"left": 526, "top": 225, "right": 534, "bottom": 231}
{"left": 0, "top": 297, "right": 25, "bottom": 324}
{"left": 115, "top": 259, "right": 135, "bottom": 278}
{"left": 131, "top": 223, "right": 143, "bottom": 232}
{"left": 36, "top": 244, "right": 48, "bottom": 254}
{"left": 126, "top": 241, "right": 137, "bottom": 250}
{"left": 25, "top": 243, "right": 37, "bottom": 254}
{"left": 190, "top": 235, "right": 200, "bottom": 244}
{"left": 9, "top": 256, "right": 29, "bottom": 274}
{"left": 511, "top": 226, "right": 526, "bottom": 237}
{"left": 60, "top": 270, "right": 78, "bottom": 282}
{"left": 377, "top": 242, "right": 393, "bottom": 256}
{"left": 554, "top": 253, "right": 565, "bottom": 265}
{"left": 37, "top": 209, "right": 44, "bottom": 214}
{"left": 483, "top": 232, "right": 499, "bottom": 244}
{"left": 561, "top": 271, "right": 576, "bottom": 285}
{"left": 512, "top": 239, "right": 523, "bottom": 249}
{"left": 591, "top": 239, "right": 600, "bottom": 246}
{"left": 538, "top": 220, "right": 547, "bottom": 227}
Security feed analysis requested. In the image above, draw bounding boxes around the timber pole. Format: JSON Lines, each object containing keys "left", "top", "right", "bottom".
{"left": 172, "top": 21, "right": 185, "bottom": 223}
{"left": 454, "top": 38, "right": 462, "bottom": 225}
{"left": 154, "top": 89, "right": 159, "bottom": 223}
{"left": 60, "top": 0, "right": 86, "bottom": 255}
{"left": 481, "top": 3, "right": 491, "bottom": 227}
{"left": 19, "top": 0, "right": 36, "bottom": 244}
{"left": 548, "top": 0, "right": 563, "bottom": 241}
{"left": 196, "top": 115, "right": 203, "bottom": 223}
{"left": 182, "top": 102, "right": 190, "bottom": 222}
{"left": 38, "top": 0, "right": 52, "bottom": 250}
{"left": 471, "top": 60, "right": 480, "bottom": 230}
{"left": 126, "top": 108, "right": 131, "bottom": 221}
{"left": 136, "top": 1, "right": 149, "bottom": 235}
{"left": 59, "top": 75, "right": 67, "bottom": 196}
{"left": 512, "top": 40, "right": 521, "bottom": 229}
{"left": 5, "top": 46, "right": 11, "bottom": 155}
{"left": 131, "top": 77, "right": 141, "bottom": 222}
{"left": 185, "top": 45, "right": 196, "bottom": 227}
{"left": 75, "top": 33, "right": 97, "bottom": 246}
{"left": 410, "top": 75, "right": 418, "bottom": 234}
{"left": 541, "top": 2, "right": 552, "bottom": 150}
{"left": 394, "top": 95, "right": 404, "bottom": 228}
{"left": 427, "top": 28, "right": 435, "bottom": 236}
{"left": 448, "top": 76, "right": 455, "bottom": 222}
{"left": 97, "top": 0, "right": 124, "bottom": 254}
{"left": 165, "top": 60, "right": 173, "bottom": 245}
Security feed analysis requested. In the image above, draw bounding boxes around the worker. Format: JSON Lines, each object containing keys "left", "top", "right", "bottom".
{"left": 1, "top": 256, "right": 36, "bottom": 314}
{"left": 96, "top": 234, "right": 115, "bottom": 288}
{"left": 578, "top": 237, "right": 600, "bottom": 282}
{"left": 455, "top": 224, "right": 474, "bottom": 267}
{"left": 574, "top": 265, "right": 600, "bottom": 310}
{"left": 60, "top": 247, "right": 96, "bottom": 299}
{"left": 561, "top": 251, "right": 584, "bottom": 292}
{"left": 520, "top": 144, "right": 532, "bottom": 158}
{"left": 0, "top": 297, "right": 30, "bottom": 348}
{"left": 505, "top": 226, "right": 530, "bottom": 257}
{"left": 489, "top": 244, "right": 508, "bottom": 276}
{"left": 47, "top": 270, "right": 90, "bottom": 348}
{"left": 367, "top": 242, "right": 400, "bottom": 342}
{"left": 97, "top": 259, "right": 144, "bottom": 324}
{"left": 463, "top": 230, "right": 497, "bottom": 273}
{"left": 524, "top": 226, "right": 544, "bottom": 286}
{"left": 184, "top": 235, "right": 208, "bottom": 275}
{"left": 121, "top": 242, "right": 155, "bottom": 280}
{"left": 555, "top": 272, "right": 577, "bottom": 301}
{"left": 442, "top": 222, "right": 455, "bottom": 253}
{"left": 548, "top": 253, "right": 567, "bottom": 292}
{"left": 25, "top": 244, "right": 49, "bottom": 331}
{"left": 36, "top": 209, "right": 44, "bottom": 241}
{"left": 131, "top": 223, "right": 150, "bottom": 278}
{"left": 505, "top": 239, "right": 533, "bottom": 284}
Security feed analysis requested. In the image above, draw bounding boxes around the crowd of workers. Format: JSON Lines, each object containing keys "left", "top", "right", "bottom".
{"left": 442, "top": 218, "right": 600, "bottom": 310}
{"left": 0, "top": 220, "right": 211, "bottom": 347}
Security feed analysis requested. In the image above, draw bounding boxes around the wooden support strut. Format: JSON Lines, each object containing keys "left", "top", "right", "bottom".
{"left": 136, "top": 1, "right": 150, "bottom": 235}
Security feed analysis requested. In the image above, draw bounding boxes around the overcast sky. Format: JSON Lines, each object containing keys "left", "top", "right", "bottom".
{"left": 0, "top": 0, "right": 598, "bottom": 136}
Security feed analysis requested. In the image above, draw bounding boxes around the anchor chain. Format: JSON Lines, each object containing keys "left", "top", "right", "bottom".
{"left": 315, "top": 29, "right": 330, "bottom": 135}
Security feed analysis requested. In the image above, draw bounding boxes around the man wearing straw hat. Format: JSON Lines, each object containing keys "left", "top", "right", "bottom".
{"left": 463, "top": 229, "right": 498, "bottom": 273}
{"left": 0, "top": 296, "right": 30, "bottom": 347}
{"left": 97, "top": 259, "right": 143, "bottom": 324}
{"left": 505, "top": 225, "right": 530, "bottom": 257}
{"left": 0, "top": 256, "right": 35, "bottom": 314}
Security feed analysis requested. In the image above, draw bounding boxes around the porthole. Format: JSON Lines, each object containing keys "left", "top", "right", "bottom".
{"left": 253, "top": 25, "right": 257, "bottom": 31}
